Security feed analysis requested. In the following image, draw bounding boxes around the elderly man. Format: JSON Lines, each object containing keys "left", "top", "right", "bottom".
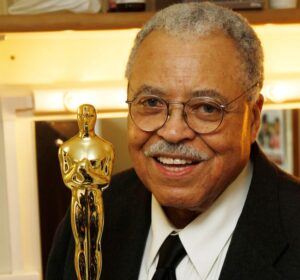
{"left": 47, "top": 2, "right": 300, "bottom": 279}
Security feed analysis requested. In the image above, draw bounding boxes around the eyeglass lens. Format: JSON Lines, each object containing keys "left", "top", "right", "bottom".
{"left": 129, "top": 95, "right": 224, "bottom": 134}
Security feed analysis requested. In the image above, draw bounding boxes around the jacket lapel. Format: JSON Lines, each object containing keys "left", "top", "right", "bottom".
{"left": 101, "top": 169, "right": 151, "bottom": 280}
{"left": 220, "top": 143, "right": 288, "bottom": 279}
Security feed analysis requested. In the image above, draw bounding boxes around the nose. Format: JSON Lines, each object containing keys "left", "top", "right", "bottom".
{"left": 156, "top": 105, "right": 196, "bottom": 143}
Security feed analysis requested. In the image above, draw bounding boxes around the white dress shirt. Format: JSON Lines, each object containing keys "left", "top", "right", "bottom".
{"left": 138, "top": 162, "right": 253, "bottom": 280}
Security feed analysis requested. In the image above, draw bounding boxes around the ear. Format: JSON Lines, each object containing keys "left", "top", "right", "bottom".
{"left": 250, "top": 94, "right": 264, "bottom": 143}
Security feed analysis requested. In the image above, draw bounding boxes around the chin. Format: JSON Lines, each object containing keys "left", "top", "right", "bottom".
{"left": 153, "top": 189, "right": 202, "bottom": 209}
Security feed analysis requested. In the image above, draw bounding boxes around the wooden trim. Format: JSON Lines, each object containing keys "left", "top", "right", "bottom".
{"left": 0, "top": 12, "right": 154, "bottom": 32}
{"left": 0, "top": 8, "right": 300, "bottom": 33}
{"left": 241, "top": 8, "right": 300, "bottom": 25}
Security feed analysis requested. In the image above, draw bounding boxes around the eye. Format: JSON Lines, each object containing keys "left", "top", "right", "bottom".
{"left": 189, "top": 101, "right": 220, "bottom": 113}
{"left": 137, "top": 96, "right": 165, "bottom": 108}
{"left": 187, "top": 99, "right": 222, "bottom": 121}
{"left": 200, "top": 103, "right": 220, "bottom": 114}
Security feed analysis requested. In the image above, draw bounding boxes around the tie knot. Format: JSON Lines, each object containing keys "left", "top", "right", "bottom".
{"left": 156, "top": 234, "right": 187, "bottom": 270}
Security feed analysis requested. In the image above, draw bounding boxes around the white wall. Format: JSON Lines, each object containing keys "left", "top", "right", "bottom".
{"left": 0, "top": 30, "right": 138, "bottom": 85}
{"left": 0, "top": 95, "right": 41, "bottom": 280}
{"left": 1, "top": 26, "right": 300, "bottom": 86}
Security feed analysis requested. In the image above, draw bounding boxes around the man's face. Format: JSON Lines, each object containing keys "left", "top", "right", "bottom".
{"left": 127, "top": 31, "right": 262, "bottom": 214}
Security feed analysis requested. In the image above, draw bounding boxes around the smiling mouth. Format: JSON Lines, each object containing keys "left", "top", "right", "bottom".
{"left": 155, "top": 156, "right": 200, "bottom": 166}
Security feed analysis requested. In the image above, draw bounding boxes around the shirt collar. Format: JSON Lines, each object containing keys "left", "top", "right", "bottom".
{"left": 146, "top": 196, "right": 176, "bottom": 271}
{"left": 147, "top": 161, "right": 253, "bottom": 278}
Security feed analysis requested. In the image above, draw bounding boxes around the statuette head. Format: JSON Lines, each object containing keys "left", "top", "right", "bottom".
{"left": 77, "top": 104, "right": 96, "bottom": 136}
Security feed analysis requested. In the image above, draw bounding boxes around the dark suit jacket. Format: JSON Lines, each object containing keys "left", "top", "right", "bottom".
{"left": 46, "top": 143, "right": 300, "bottom": 279}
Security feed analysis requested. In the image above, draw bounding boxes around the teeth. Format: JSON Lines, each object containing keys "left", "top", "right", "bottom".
{"left": 157, "top": 157, "right": 192, "bottom": 165}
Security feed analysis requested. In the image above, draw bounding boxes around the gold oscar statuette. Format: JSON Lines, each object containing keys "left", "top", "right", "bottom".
{"left": 58, "top": 104, "right": 114, "bottom": 280}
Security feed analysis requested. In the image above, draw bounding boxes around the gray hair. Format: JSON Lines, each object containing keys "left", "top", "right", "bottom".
{"left": 125, "top": 2, "right": 264, "bottom": 101}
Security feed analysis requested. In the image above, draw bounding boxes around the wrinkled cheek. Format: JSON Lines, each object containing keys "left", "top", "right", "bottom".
{"left": 205, "top": 157, "right": 225, "bottom": 185}
{"left": 127, "top": 140, "right": 140, "bottom": 166}
{"left": 127, "top": 123, "right": 141, "bottom": 151}
{"left": 127, "top": 124, "right": 150, "bottom": 171}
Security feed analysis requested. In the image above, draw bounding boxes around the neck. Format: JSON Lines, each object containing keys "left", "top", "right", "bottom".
{"left": 163, "top": 207, "right": 200, "bottom": 229}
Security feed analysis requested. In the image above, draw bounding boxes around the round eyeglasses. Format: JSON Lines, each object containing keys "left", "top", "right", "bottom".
{"left": 126, "top": 83, "right": 259, "bottom": 134}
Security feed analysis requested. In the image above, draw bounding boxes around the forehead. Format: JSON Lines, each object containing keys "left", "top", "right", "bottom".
{"left": 129, "top": 30, "right": 243, "bottom": 99}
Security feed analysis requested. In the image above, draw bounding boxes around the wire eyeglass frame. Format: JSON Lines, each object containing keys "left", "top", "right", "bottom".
{"left": 126, "top": 82, "right": 259, "bottom": 134}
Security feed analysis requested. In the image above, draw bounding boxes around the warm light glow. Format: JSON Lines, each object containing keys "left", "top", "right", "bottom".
{"left": 262, "top": 80, "right": 300, "bottom": 103}
{"left": 0, "top": 30, "right": 139, "bottom": 85}
{"left": 34, "top": 86, "right": 128, "bottom": 113}
{"left": 1, "top": 26, "right": 300, "bottom": 109}
{"left": 262, "top": 84, "right": 288, "bottom": 103}
{"left": 63, "top": 87, "right": 127, "bottom": 112}
{"left": 254, "top": 24, "right": 300, "bottom": 81}
{"left": 34, "top": 89, "right": 65, "bottom": 112}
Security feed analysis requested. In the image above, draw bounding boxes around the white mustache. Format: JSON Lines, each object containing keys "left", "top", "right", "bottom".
{"left": 144, "top": 140, "right": 209, "bottom": 161}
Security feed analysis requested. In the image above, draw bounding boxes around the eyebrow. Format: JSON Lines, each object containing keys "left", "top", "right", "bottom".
{"left": 128, "top": 84, "right": 228, "bottom": 104}
{"left": 191, "top": 89, "right": 228, "bottom": 104}
{"left": 128, "top": 84, "right": 167, "bottom": 98}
